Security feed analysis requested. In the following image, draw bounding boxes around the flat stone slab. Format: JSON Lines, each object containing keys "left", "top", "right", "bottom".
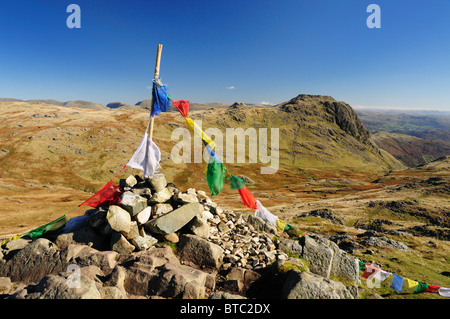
{"left": 144, "top": 202, "right": 201, "bottom": 235}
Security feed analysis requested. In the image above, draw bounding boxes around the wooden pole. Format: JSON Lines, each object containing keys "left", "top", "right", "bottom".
{"left": 147, "top": 44, "right": 163, "bottom": 139}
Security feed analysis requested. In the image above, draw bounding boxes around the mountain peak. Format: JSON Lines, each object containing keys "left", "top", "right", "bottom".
{"left": 229, "top": 102, "right": 250, "bottom": 109}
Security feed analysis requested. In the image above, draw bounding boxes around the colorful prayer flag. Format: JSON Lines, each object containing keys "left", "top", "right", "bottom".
{"left": 390, "top": 274, "right": 404, "bottom": 292}
{"left": 373, "top": 269, "right": 392, "bottom": 282}
{"left": 255, "top": 199, "right": 278, "bottom": 226}
{"left": 79, "top": 180, "right": 123, "bottom": 208}
{"left": 426, "top": 285, "right": 441, "bottom": 292}
{"left": 237, "top": 187, "right": 257, "bottom": 209}
{"left": 404, "top": 278, "right": 419, "bottom": 290}
{"left": 151, "top": 81, "right": 171, "bottom": 117}
{"left": 172, "top": 100, "right": 189, "bottom": 118}
{"left": 276, "top": 219, "right": 289, "bottom": 232}
{"left": 414, "top": 282, "right": 428, "bottom": 294}
{"left": 204, "top": 142, "right": 222, "bottom": 164}
{"left": 228, "top": 174, "right": 246, "bottom": 190}
{"left": 127, "top": 132, "right": 161, "bottom": 177}
{"left": 358, "top": 261, "right": 367, "bottom": 271}
{"left": 185, "top": 117, "right": 216, "bottom": 149}
{"left": 1, "top": 234, "right": 22, "bottom": 248}
{"left": 438, "top": 287, "right": 450, "bottom": 297}
{"left": 361, "top": 265, "right": 380, "bottom": 279}
{"left": 27, "top": 214, "right": 68, "bottom": 240}
{"left": 206, "top": 159, "right": 226, "bottom": 197}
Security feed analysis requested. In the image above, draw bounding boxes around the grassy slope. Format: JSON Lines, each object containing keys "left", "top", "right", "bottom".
{"left": 1, "top": 101, "right": 448, "bottom": 299}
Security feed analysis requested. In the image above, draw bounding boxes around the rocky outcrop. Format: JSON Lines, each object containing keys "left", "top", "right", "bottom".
{"left": 282, "top": 270, "right": 355, "bottom": 299}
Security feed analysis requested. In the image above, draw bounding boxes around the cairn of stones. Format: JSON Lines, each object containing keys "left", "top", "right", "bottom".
{"left": 102, "top": 173, "right": 288, "bottom": 270}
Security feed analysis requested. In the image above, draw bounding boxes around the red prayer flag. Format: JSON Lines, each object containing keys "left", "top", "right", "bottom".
{"left": 237, "top": 187, "right": 257, "bottom": 210}
{"left": 426, "top": 285, "right": 441, "bottom": 292}
{"left": 361, "top": 265, "right": 380, "bottom": 279}
{"left": 172, "top": 100, "right": 189, "bottom": 118}
{"left": 79, "top": 181, "right": 123, "bottom": 208}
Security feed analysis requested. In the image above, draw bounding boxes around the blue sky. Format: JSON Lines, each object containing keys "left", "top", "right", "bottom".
{"left": 1, "top": 0, "right": 449, "bottom": 111}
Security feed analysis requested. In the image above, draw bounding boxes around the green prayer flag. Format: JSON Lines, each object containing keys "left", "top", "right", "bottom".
{"left": 228, "top": 174, "right": 246, "bottom": 190}
{"left": 284, "top": 224, "right": 294, "bottom": 230}
{"left": 359, "top": 260, "right": 367, "bottom": 271}
{"left": 414, "top": 282, "right": 428, "bottom": 294}
{"left": 206, "top": 160, "right": 226, "bottom": 197}
{"left": 27, "top": 214, "right": 68, "bottom": 240}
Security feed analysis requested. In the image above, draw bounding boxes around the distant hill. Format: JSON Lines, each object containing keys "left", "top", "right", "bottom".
{"left": 0, "top": 98, "right": 107, "bottom": 110}
{"left": 194, "top": 94, "right": 404, "bottom": 176}
{"left": 357, "top": 110, "right": 450, "bottom": 167}
{"left": 417, "top": 155, "right": 450, "bottom": 171}
{"left": 62, "top": 100, "right": 107, "bottom": 110}
{"left": 0, "top": 94, "right": 404, "bottom": 195}
{"left": 356, "top": 110, "right": 450, "bottom": 132}
{"left": 372, "top": 131, "right": 450, "bottom": 167}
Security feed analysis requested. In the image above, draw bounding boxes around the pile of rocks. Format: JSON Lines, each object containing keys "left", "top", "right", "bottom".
{"left": 0, "top": 172, "right": 362, "bottom": 299}
{"left": 60, "top": 172, "right": 290, "bottom": 270}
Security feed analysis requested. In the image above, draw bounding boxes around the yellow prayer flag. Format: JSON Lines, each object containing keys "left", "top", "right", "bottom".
{"left": 276, "top": 219, "right": 288, "bottom": 232}
{"left": 404, "top": 278, "right": 419, "bottom": 290}
{"left": 185, "top": 117, "right": 216, "bottom": 150}
{"left": 1, "top": 233, "right": 22, "bottom": 248}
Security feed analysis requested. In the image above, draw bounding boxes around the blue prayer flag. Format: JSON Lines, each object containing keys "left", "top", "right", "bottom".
{"left": 151, "top": 81, "right": 171, "bottom": 117}
{"left": 204, "top": 141, "right": 222, "bottom": 164}
{"left": 390, "top": 274, "right": 404, "bottom": 292}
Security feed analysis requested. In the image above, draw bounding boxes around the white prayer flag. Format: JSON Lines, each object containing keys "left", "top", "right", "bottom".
{"left": 127, "top": 132, "right": 161, "bottom": 177}
{"left": 373, "top": 269, "right": 392, "bottom": 282}
{"left": 255, "top": 200, "right": 278, "bottom": 226}
{"left": 438, "top": 287, "right": 450, "bottom": 297}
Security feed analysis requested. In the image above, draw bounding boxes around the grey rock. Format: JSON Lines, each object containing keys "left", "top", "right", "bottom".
{"left": 152, "top": 203, "right": 173, "bottom": 216}
{"left": 148, "top": 173, "right": 167, "bottom": 192}
{"left": 282, "top": 270, "right": 354, "bottom": 299}
{"left": 106, "top": 205, "right": 131, "bottom": 233}
{"left": 145, "top": 202, "right": 200, "bottom": 235}
{"left": 361, "top": 235, "right": 410, "bottom": 251}
{"left": 119, "top": 192, "right": 147, "bottom": 216}
{"left": 297, "top": 208, "right": 345, "bottom": 225}
{"left": 122, "top": 221, "right": 140, "bottom": 240}
{"left": 147, "top": 262, "right": 211, "bottom": 299}
{"left": 328, "top": 240, "right": 359, "bottom": 285}
{"left": 64, "top": 244, "right": 118, "bottom": 275}
{"left": 2, "top": 238, "right": 30, "bottom": 252}
{"left": 209, "top": 291, "right": 247, "bottom": 299}
{"left": 0, "top": 277, "right": 12, "bottom": 294}
{"left": 55, "top": 225, "right": 110, "bottom": 251}
{"left": 149, "top": 188, "right": 172, "bottom": 204}
{"left": 10, "top": 274, "right": 101, "bottom": 299}
{"left": 218, "top": 221, "right": 231, "bottom": 234}
{"left": 131, "top": 233, "right": 158, "bottom": 251}
{"left": 176, "top": 192, "right": 199, "bottom": 203}
{"left": 120, "top": 175, "right": 138, "bottom": 189}
{"left": 0, "top": 238, "right": 64, "bottom": 283}
{"left": 278, "top": 238, "right": 303, "bottom": 256}
{"left": 186, "top": 216, "right": 210, "bottom": 238}
{"left": 178, "top": 234, "right": 224, "bottom": 269}
{"left": 99, "top": 286, "right": 127, "bottom": 299}
{"left": 246, "top": 215, "right": 276, "bottom": 234}
{"left": 135, "top": 206, "right": 151, "bottom": 225}
{"left": 110, "top": 232, "right": 135, "bottom": 254}
{"left": 300, "top": 235, "right": 334, "bottom": 278}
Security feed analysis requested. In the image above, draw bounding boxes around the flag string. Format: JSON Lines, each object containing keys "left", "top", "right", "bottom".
{"left": 359, "top": 260, "right": 449, "bottom": 297}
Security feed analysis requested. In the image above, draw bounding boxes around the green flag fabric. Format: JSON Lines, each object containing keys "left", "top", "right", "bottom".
{"left": 414, "top": 282, "right": 429, "bottom": 294}
{"left": 27, "top": 214, "right": 68, "bottom": 240}
{"left": 228, "top": 174, "right": 246, "bottom": 190}
{"left": 206, "top": 160, "right": 226, "bottom": 197}
{"left": 359, "top": 260, "right": 367, "bottom": 271}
